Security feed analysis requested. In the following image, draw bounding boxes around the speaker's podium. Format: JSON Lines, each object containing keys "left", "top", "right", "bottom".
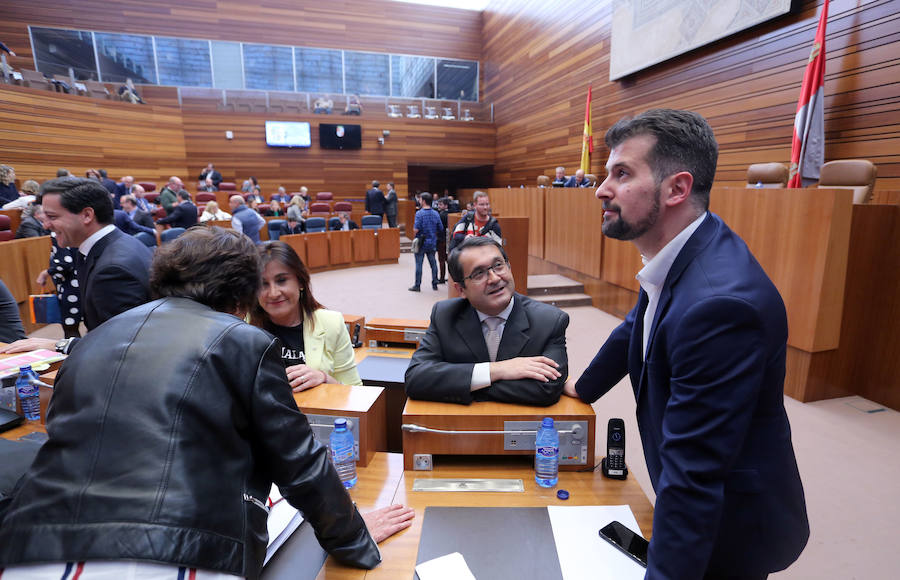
{"left": 401, "top": 396, "right": 595, "bottom": 471}
{"left": 292, "top": 383, "right": 386, "bottom": 467}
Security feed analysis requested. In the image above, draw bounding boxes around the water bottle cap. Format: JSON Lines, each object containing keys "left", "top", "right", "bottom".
{"left": 542, "top": 417, "right": 554, "bottom": 427}
{"left": 557, "top": 489, "right": 569, "bottom": 500}
{"left": 334, "top": 418, "right": 347, "bottom": 428}
{"left": 19, "top": 365, "right": 32, "bottom": 372}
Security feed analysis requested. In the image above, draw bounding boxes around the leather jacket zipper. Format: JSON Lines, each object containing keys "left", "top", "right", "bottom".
{"left": 243, "top": 493, "right": 269, "bottom": 513}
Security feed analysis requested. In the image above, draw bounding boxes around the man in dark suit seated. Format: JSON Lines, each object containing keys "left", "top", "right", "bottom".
{"left": 156, "top": 190, "right": 198, "bottom": 229}
{"left": 565, "top": 109, "right": 809, "bottom": 578}
{"left": 565, "top": 168, "right": 592, "bottom": 188}
{"left": 405, "top": 236, "right": 569, "bottom": 406}
{"left": 121, "top": 194, "right": 156, "bottom": 229}
{"left": 551, "top": 166, "right": 567, "bottom": 187}
{"left": 330, "top": 211, "right": 359, "bottom": 231}
{"left": 1, "top": 177, "right": 152, "bottom": 355}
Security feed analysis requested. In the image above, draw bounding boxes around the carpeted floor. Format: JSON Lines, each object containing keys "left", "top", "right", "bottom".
{"left": 27, "top": 252, "right": 900, "bottom": 578}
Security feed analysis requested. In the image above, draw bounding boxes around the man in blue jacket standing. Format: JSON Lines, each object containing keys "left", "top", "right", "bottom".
{"left": 566, "top": 109, "right": 808, "bottom": 579}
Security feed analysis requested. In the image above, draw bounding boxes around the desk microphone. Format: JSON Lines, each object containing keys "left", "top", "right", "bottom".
{"left": 601, "top": 418, "right": 628, "bottom": 480}
{"left": 351, "top": 323, "right": 362, "bottom": 348}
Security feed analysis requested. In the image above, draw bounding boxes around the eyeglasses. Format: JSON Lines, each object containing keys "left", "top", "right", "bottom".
{"left": 464, "top": 260, "right": 509, "bottom": 284}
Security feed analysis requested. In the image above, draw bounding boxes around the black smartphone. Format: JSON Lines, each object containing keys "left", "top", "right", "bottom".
{"left": 599, "top": 521, "right": 648, "bottom": 568}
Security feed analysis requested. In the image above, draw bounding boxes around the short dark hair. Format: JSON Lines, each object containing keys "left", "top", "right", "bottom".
{"left": 372, "top": 180, "right": 380, "bottom": 188}
{"left": 150, "top": 227, "right": 261, "bottom": 314}
{"left": 98, "top": 169, "right": 108, "bottom": 178}
{"left": 448, "top": 236, "right": 509, "bottom": 286}
{"left": 177, "top": 190, "right": 191, "bottom": 201}
{"left": 56, "top": 168, "right": 69, "bottom": 177}
{"left": 40, "top": 177, "right": 114, "bottom": 224}
{"left": 605, "top": 108, "right": 718, "bottom": 210}
{"left": 251, "top": 241, "right": 324, "bottom": 331}
{"left": 420, "top": 192, "right": 432, "bottom": 206}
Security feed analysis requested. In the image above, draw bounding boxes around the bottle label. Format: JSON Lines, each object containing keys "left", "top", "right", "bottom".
{"left": 536, "top": 446, "right": 558, "bottom": 458}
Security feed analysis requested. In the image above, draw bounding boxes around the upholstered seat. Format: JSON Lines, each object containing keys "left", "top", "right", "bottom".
{"left": 536, "top": 175, "right": 551, "bottom": 188}
{"left": 746, "top": 163, "right": 789, "bottom": 188}
{"left": 817, "top": 159, "right": 877, "bottom": 204}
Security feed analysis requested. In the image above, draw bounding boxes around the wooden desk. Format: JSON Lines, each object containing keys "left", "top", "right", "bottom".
{"left": 354, "top": 346, "right": 416, "bottom": 453}
{"left": 364, "top": 318, "right": 427, "bottom": 347}
{"left": 317, "top": 453, "right": 654, "bottom": 579}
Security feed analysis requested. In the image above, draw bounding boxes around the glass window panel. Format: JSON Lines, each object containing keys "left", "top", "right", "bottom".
{"left": 94, "top": 32, "right": 156, "bottom": 84}
{"left": 30, "top": 27, "right": 98, "bottom": 81}
{"left": 437, "top": 59, "right": 478, "bottom": 101}
{"left": 211, "top": 41, "right": 243, "bottom": 89}
{"left": 344, "top": 51, "right": 389, "bottom": 96}
{"left": 156, "top": 37, "right": 211, "bottom": 87}
{"left": 391, "top": 55, "right": 434, "bottom": 98}
{"left": 295, "top": 47, "right": 342, "bottom": 94}
{"left": 243, "top": 44, "right": 293, "bottom": 91}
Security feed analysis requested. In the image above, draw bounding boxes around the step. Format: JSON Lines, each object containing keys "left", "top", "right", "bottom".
{"left": 526, "top": 274, "right": 584, "bottom": 296}
{"left": 529, "top": 293, "right": 593, "bottom": 308}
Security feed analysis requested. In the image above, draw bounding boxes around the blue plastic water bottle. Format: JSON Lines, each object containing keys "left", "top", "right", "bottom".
{"left": 535, "top": 417, "right": 559, "bottom": 488}
{"left": 15, "top": 365, "right": 41, "bottom": 421}
{"left": 330, "top": 418, "right": 357, "bottom": 489}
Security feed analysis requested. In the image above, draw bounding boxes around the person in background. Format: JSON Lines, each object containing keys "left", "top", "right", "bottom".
{"left": 435, "top": 197, "right": 450, "bottom": 284}
{"left": 241, "top": 176, "right": 258, "bottom": 193}
{"left": 266, "top": 199, "right": 285, "bottom": 217}
{"left": 157, "top": 176, "right": 182, "bottom": 214}
{"left": 199, "top": 200, "right": 231, "bottom": 223}
{"left": 0, "top": 278, "right": 26, "bottom": 344}
{"left": 330, "top": 211, "right": 358, "bottom": 231}
{"left": 565, "top": 168, "right": 592, "bottom": 188}
{"left": 287, "top": 195, "right": 306, "bottom": 222}
{"left": 229, "top": 195, "right": 266, "bottom": 243}
{"left": 36, "top": 230, "right": 83, "bottom": 339}
{"left": 156, "top": 190, "right": 198, "bottom": 229}
{"left": 0, "top": 164, "right": 19, "bottom": 206}
{"left": 271, "top": 186, "right": 291, "bottom": 204}
{"left": 2, "top": 179, "right": 39, "bottom": 210}
{"left": 198, "top": 163, "right": 222, "bottom": 188}
{"left": 0, "top": 41, "right": 16, "bottom": 57}
{"left": 384, "top": 182, "right": 398, "bottom": 228}
{"left": 98, "top": 169, "right": 118, "bottom": 196}
{"left": 448, "top": 191, "right": 502, "bottom": 252}
{"left": 121, "top": 194, "right": 156, "bottom": 229}
{"left": 365, "top": 180, "right": 384, "bottom": 223}
{"left": 296, "top": 186, "right": 311, "bottom": 209}
{"left": 566, "top": 109, "right": 809, "bottom": 578}
{"left": 115, "top": 175, "right": 135, "bottom": 206}
{"left": 55, "top": 168, "right": 71, "bottom": 178}
{"left": 14, "top": 203, "right": 49, "bottom": 238}
{"left": 117, "top": 78, "right": 145, "bottom": 104}
{"left": 0, "top": 227, "right": 413, "bottom": 578}
{"left": 409, "top": 192, "right": 442, "bottom": 292}
{"left": 199, "top": 176, "right": 218, "bottom": 192}
{"left": 251, "top": 241, "right": 363, "bottom": 389}
{"left": 552, "top": 166, "right": 567, "bottom": 187}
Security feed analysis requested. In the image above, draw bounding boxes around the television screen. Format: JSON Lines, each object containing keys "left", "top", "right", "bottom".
{"left": 265, "top": 121, "right": 311, "bottom": 148}
{"left": 319, "top": 123, "right": 362, "bottom": 150}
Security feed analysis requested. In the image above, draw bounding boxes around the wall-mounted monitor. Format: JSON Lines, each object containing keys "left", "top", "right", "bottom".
{"left": 319, "top": 123, "right": 362, "bottom": 150}
{"left": 265, "top": 121, "right": 311, "bottom": 148}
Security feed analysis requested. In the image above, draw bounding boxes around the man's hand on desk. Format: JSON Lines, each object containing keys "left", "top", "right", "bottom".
{"left": 362, "top": 504, "right": 415, "bottom": 543}
{"left": 489, "top": 356, "right": 561, "bottom": 383}
{"left": 0, "top": 338, "right": 57, "bottom": 354}
{"left": 562, "top": 378, "right": 580, "bottom": 399}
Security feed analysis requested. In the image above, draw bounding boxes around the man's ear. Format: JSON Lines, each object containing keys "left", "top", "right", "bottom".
{"left": 80, "top": 207, "right": 96, "bottom": 225}
{"left": 452, "top": 281, "right": 465, "bottom": 295}
{"left": 664, "top": 171, "right": 694, "bottom": 207}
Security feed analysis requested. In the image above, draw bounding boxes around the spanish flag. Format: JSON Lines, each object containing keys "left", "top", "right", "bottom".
{"left": 788, "top": 0, "right": 828, "bottom": 187}
{"left": 580, "top": 85, "right": 593, "bottom": 174}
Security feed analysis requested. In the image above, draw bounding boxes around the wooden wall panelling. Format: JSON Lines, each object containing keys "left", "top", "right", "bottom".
{"left": 542, "top": 188, "right": 604, "bottom": 278}
{"left": 0, "top": 210, "right": 22, "bottom": 237}
{"left": 280, "top": 233, "right": 307, "bottom": 265}
{"left": 0, "top": 1, "right": 482, "bottom": 63}
{"left": 375, "top": 228, "right": 400, "bottom": 262}
{"left": 496, "top": 217, "right": 529, "bottom": 296}
{"left": 351, "top": 229, "right": 377, "bottom": 264}
{"left": 482, "top": 0, "right": 900, "bottom": 190}
{"left": 601, "top": 237, "right": 642, "bottom": 293}
{"left": 0, "top": 85, "right": 188, "bottom": 185}
{"left": 328, "top": 230, "right": 353, "bottom": 266}
{"left": 711, "top": 187, "right": 852, "bottom": 352}
{"left": 304, "top": 232, "right": 330, "bottom": 271}
{"left": 0, "top": 236, "right": 55, "bottom": 334}
{"left": 486, "top": 187, "right": 545, "bottom": 259}
{"left": 181, "top": 110, "right": 494, "bottom": 203}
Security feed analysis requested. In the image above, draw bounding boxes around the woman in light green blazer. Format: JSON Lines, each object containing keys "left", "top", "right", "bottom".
{"left": 251, "top": 241, "right": 363, "bottom": 390}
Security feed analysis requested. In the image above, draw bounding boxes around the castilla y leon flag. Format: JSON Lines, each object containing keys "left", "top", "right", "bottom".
{"left": 788, "top": 0, "right": 829, "bottom": 188}
{"left": 581, "top": 85, "right": 593, "bottom": 174}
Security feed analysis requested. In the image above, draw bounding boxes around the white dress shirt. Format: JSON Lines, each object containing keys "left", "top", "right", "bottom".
{"left": 470, "top": 296, "right": 516, "bottom": 391}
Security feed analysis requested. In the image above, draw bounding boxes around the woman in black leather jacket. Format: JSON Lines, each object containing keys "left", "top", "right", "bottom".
{"left": 0, "top": 227, "right": 412, "bottom": 579}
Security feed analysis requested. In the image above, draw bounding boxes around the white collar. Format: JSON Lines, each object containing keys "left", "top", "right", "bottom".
{"left": 79, "top": 224, "right": 116, "bottom": 257}
{"left": 476, "top": 295, "right": 515, "bottom": 324}
{"left": 636, "top": 212, "right": 707, "bottom": 290}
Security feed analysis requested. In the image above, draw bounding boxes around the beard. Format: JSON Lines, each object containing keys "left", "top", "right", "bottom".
{"left": 601, "top": 186, "right": 661, "bottom": 241}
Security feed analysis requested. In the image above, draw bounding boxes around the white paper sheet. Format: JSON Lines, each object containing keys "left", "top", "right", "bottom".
{"left": 264, "top": 485, "right": 304, "bottom": 565}
{"left": 548, "top": 505, "right": 646, "bottom": 580}
{"left": 415, "top": 552, "right": 477, "bottom": 580}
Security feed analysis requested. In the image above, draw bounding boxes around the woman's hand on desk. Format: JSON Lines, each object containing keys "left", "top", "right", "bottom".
{"left": 0, "top": 337, "right": 57, "bottom": 353}
{"left": 285, "top": 363, "right": 329, "bottom": 392}
{"left": 362, "top": 504, "right": 415, "bottom": 543}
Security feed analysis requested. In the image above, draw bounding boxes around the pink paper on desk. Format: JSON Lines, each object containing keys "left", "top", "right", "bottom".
{"left": 0, "top": 350, "right": 65, "bottom": 378}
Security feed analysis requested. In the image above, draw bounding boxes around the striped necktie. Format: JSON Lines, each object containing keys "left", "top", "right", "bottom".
{"left": 484, "top": 316, "right": 503, "bottom": 362}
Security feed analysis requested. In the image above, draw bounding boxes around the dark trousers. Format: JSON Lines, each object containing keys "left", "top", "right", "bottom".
{"left": 436, "top": 238, "right": 447, "bottom": 280}
{"left": 386, "top": 213, "right": 397, "bottom": 228}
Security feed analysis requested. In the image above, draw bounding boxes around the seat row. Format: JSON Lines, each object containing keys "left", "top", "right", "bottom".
{"left": 745, "top": 159, "right": 877, "bottom": 204}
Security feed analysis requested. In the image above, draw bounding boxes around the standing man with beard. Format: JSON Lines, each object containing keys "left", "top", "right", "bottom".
{"left": 405, "top": 236, "right": 568, "bottom": 406}
{"left": 565, "top": 109, "right": 808, "bottom": 579}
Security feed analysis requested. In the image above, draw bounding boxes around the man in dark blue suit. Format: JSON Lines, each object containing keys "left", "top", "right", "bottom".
{"left": 566, "top": 109, "right": 808, "bottom": 578}
{"left": 156, "top": 190, "right": 198, "bottom": 229}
